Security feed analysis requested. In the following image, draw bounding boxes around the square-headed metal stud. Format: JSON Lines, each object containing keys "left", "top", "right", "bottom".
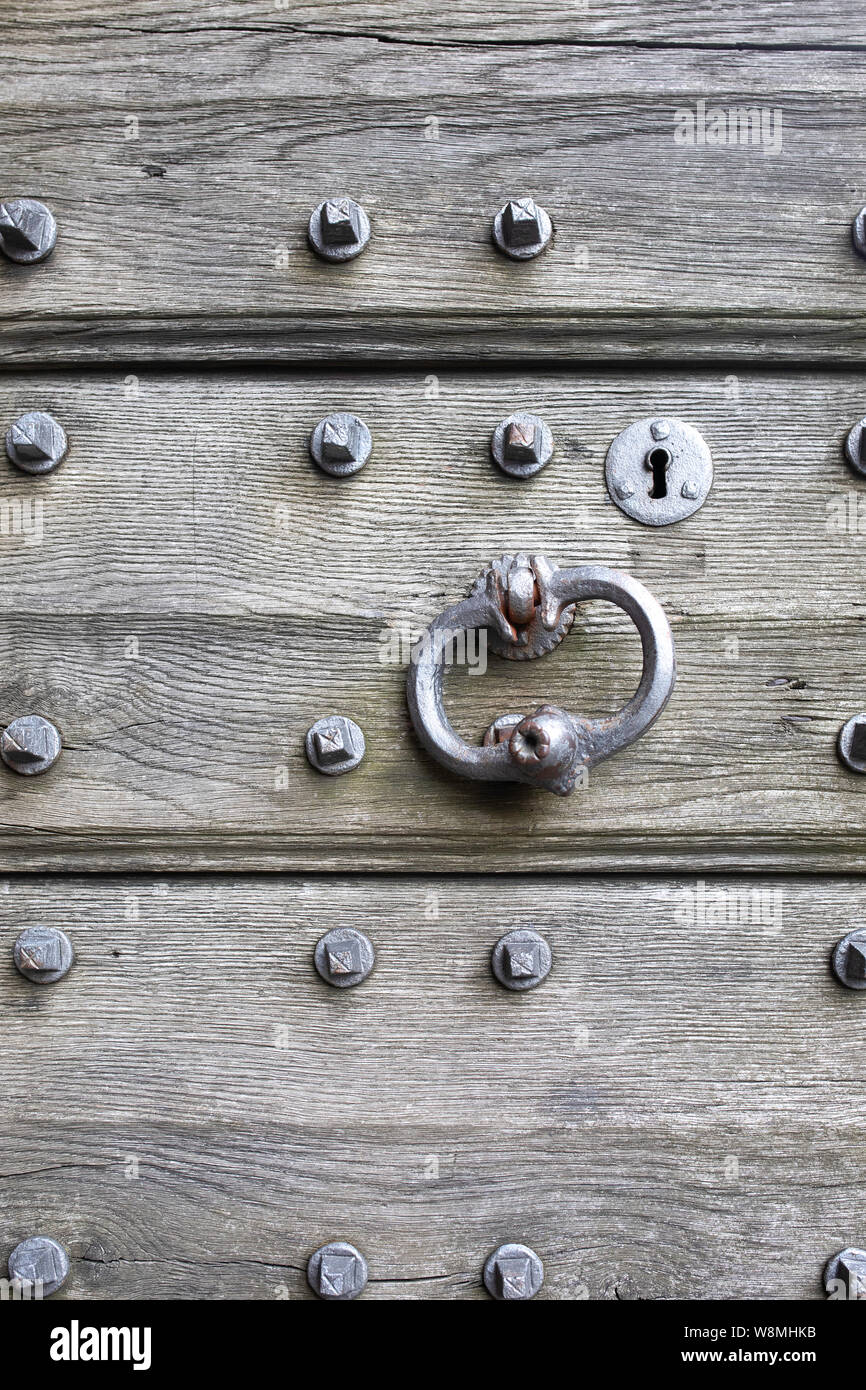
{"left": 13, "top": 927, "right": 74, "bottom": 984}
{"left": 492, "top": 197, "right": 552, "bottom": 259}
{"left": 308, "top": 197, "right": 371, "bottom": 262}
{"left": 0, "top": 199, "right": 57, "bottom": 264}
{"left": 831, "top": 927, "right": 866, "bottom": 989}
{"left": 307, "top": 1241, "right": 368, "bottom": 1300}
{"left": 483, "top": 1243, "right": 544, "bottom": 1300}
{"left": 314, "top": 928, "right": 375, "bottom": 988}
{"left": 838, "top": 714, "right": 866, "bottom": 773}
{"left": 6, "top": 412, "right": 67, "bottom": 475}
{"left": 490, "top": 412, "right": 554, "bottom": 479}
{"left": 491, "top": 929, "right": 552, "bottom": 991}
{"left": 7, "top": 1236, "right": 70, "bottom": 1296}
{"left": 825, "top": 1246, "right": 866, "bottom": 1299}
{"left": 309, "top": 413, "right": 372, "bottom": 478}
{"left": 305, "top": 716, "right": 366, "bottom": 775}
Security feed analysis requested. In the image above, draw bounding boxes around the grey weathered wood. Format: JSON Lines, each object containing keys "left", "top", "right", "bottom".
{"left": 0, "top": 873, "right": 860, "bottom": 1300}
{"left": 1, "top": 25, "right": 866, "bottom": 360}
{"left": 6, "top": 1, "right": 863, "bottom": 46}
{"left": 0, "top": 368, "right": 864, "bottom": 871}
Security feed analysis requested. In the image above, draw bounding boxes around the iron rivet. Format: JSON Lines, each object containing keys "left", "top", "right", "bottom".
{"left": 309, "top": 413, "right": 372, "bottom": 478}
{"left": 314, "top": 927, "right": 375, "bottom": 988}
{"left": 483, "top": 1243, "right": 544, "bottom": 1300}
{"left": 308, "top": 197, "right": 371, "bottom": 262}
{"left": 491, "top": 928, "right": 552, "bottom": 991}
{"left": 490, "top": 413, "right": 554, "bottom": 479}
{"left": 605, "top": 417, "right": 713, "bottom": 526}
{"left": 831, "top": 928, "right": 866, "bottom": 990}
{"left": 492, "top": 198, "right": 552, "bottom": 259}
{"left": 7, "top": 1236, "right": 70, "bottom": 1296}
{"left": 843, "top": 417, "right": 866, "bottom": 477}
{"left": 5, "top": 411, "right": 67, "bottom": 475}
{"left": 0, "top": 715, "right": 62, "bottom": 776}
{"left": 824, "top": 1247, "right": 866, "bottom": 1299}
{"left": 307, "top": 1241, "right": 368, "bottom": 1299}
{"left": 852, "top": 209, "right": 866, "bottom": 261}
{"left": 13, "top": 926, "right": 74, "bottom": 984}
{"left": 304, "top": 715, "right": 366, "bottom": 775}
{"left": 837, "top": 713, "right": 866, "bottom": 773}
{"left": 0, "top": 199, "right": 57, "bottom": 264}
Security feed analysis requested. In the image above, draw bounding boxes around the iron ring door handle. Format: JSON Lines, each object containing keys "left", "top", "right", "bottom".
{"left": 406, "top": 553, "right": 676, "bottom": 796}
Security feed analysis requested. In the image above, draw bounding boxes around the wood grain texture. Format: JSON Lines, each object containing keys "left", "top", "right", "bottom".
{"left": 0, "top": 873, "right": 860, "bottom": 1300}
{"left": 0, "top": 368, "right": 864, "bottom": 870}
{"left": 5, "top": 1, "right": 864, "bottom": 46}
{"left": 1, "top": 19, "right": 866, "bottom": 360}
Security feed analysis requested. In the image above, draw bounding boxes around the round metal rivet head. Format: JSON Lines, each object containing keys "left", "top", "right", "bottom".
{"left": 1, "top": 715, "right": 62, "bottom": 776}
{"left": 309, "top": 413, "right": 372, "bottom": 478}
{"left": 6, "top": 411, "right": 67, "bottom": 475}
{"left": 493, "top": 198, "right": 552, "bottom": 259}
{"left": 831, "top": 928, "right": 866, "bottom": 990}
{"left": 307, "top": 1241, "right": 368, "bottom": 1299}
{"left": 13, "top": 927, "right": 74, "bottom": 984}
{"left": 8, "top": 1236, "right": 70, "bottom": 1296}
{"left": 843, "top": 417, "right": 866, "bottom": 477}
{"left": 490, "top": 413, "right": 554, "bottom": 479}
{"left": 605, "top": 417, "right": 712, "bottom": 526}
{"left": 305, "top": 715, "right": 366, "bottom": 775}
{"left": 308, "top": 197, "right": 371, "bottom": 262}
{"left": 491, "top": 928, "right": 552, "bottom": 991}
{"left": 483, "top": 1243, "right": 544, "bottom": 1300}
{"left": 824, "top": 1247, "right": 866, "bottom": 1299}
{"left": 837, "top": 713, "right": 866, "bottom": 773}
{"left": 853, "top": 209, "right": 866, "bottom": 261}
{"left": 0, "top": 199, "right": 57, "bottom": 264}
{"left": 314, "top": 928, "right": 375, "bottom": 988}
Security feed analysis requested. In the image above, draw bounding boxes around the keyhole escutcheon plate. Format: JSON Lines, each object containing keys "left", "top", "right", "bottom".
{"left": 605, "top": 417, "right": 713, "bottom": 526}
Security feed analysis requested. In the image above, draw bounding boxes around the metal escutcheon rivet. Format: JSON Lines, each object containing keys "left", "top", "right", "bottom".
{"left": 314, "top": 928, "right": 375, "bottom": 988}
{"left": 483, "top": 1243, "right": 544, "bottom": 1300}
{"left": 8, "top": 1236, "right": 70, "bottom": 1296}
{"left": 308, "top": 198, "right": 371, "bottom": 263}
{"left": 307, "top": 1242, "right": 368, "bottom": 1299}
{"left": 491, "top": 929, "right": 552, "bottom": 991}
{"left": 13, "top": 927, "right": 74, "bottom": 984}
{"left": 852, "top": 208, "right": 866, "bottom": 262}
{"left": 0, "top": 715, "right": 62, "bottom": 775}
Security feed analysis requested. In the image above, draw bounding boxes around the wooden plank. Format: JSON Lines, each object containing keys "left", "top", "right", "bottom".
{"left": 0, "top": 368, "right": 864, "bottom": 870}
{"left": 0, "top": 873, "right": 861, "bottom": 1300}
{"left": 1, "top": 32, "right": 866, "bottom": 360}
{"left": 5, "top": 1, "right": 863, "bottom": 47}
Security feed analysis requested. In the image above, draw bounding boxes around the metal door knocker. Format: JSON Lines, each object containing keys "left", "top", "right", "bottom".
{"left": 406, "top": 554, "right": 676, "bottom": 796}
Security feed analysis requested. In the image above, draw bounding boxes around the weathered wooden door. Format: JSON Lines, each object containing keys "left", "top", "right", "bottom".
{"left": 1, "top": 0, "right": 864, "bottom": 1301}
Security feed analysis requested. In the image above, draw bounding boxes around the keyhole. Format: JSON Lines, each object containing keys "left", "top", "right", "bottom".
{"left": 647, "top": 447, "right": 671, "bottom": 499}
